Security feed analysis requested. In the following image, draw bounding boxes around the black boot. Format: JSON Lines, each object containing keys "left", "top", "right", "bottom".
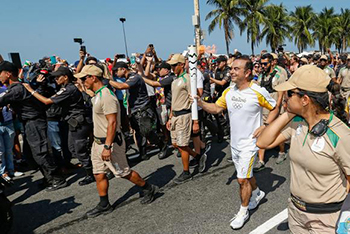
{"left": 79, "top": 169, "right": 95, "bottom": 186}
{"left": 46, "top": 176, "right": 67, "bottom": 192}
{"left": 139, "top": 146, "right": 149, "bottom": 161}
{"left": 158, "top": 142, "right": 169, "bottom": 160}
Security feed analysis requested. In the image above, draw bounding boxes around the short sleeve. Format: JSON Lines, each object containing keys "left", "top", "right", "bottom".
{"left": 281, "top": 121, "right": 293, "bottom": 141}
{"left": 126, "top": 75, "right": 139, "bottom": 88}
{"left": 0, "top": 86, "right": 22, "bottom": 106}
{"left": 335, "top": 132, "right": 350, "bottom": 175}
{"left": 51, "top": 87, "right": 73, "bottom": 104}
{"left": 196, "top": 70, "right": 204, "bottom": 89}
{"left": 159, "top": 76, "right": 173, "bottom": 87}
{"left": 101, "top": 92, "right": 118, "bottom": 115}
{"left": 223, "top": 70, "right": 231, "bottom": 83}
{"left": 251, "top": 84, "right": 276, "bottom": 110}
{"left": 215, "top": 87, "right": 230, "bottom": 109}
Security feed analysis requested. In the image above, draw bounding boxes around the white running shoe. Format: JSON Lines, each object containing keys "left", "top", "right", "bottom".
{"left": 229, "top": 210, "right": 249, "bottom": 229}
{"left": 248, "top": 190, "right": 265, "bottom": 210}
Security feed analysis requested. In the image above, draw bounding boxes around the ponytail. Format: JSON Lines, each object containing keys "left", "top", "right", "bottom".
{"left": 327, "top": 80, "right": 349, "bottom": 126}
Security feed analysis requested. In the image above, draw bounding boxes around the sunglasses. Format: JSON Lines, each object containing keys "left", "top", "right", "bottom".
{"left": 287, "top": 90, "right": 304, "bottom": 98}
{"left": 260, "top": 62, "right": 269, "bottom": 66}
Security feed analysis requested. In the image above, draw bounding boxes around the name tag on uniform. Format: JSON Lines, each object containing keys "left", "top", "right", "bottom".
{"left": 311, "top": 137, "right": 325, "bottom": 152}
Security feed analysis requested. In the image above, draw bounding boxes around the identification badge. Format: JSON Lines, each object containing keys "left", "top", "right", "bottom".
{"left": 295, "top": 124, "right": 302, "bottom": 136}
{"left": 311, "top": 137, "right": 325, "bottom": 152}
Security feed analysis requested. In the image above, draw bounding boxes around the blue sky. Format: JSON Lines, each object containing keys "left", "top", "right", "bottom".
{"left": 1, "top": 0, "right": 349, "bottom": 63}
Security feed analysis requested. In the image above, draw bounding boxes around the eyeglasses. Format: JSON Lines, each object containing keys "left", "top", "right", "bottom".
{"left": 287, "top": 90, "right": 304, "bottom": 98}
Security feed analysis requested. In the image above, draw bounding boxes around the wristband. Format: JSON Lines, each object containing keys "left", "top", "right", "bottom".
{"left": 31, "top": 90, "right": 37, "bottom": 95}
{"left": 264, "top": 122, "right": 269, "bottom": 126}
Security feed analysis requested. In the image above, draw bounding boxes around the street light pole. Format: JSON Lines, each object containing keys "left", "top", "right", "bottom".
{"left": 193, "top": 0, "right": 201, "bottom": 53}
{"left": 119, "top": 18, "right": 129, "bottom": 58}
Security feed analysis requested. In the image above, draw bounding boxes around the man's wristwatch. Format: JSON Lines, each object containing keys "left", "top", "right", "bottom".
{"left": 104, "top": 144, "right": 112, "bottom": 150}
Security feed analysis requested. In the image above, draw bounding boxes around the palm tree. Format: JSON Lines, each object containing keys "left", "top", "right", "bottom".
{"left": 313, "top": 7, "right": 337, "bottom": 53}
{"left": 260, "top": 4, "right": 291, "bottom": 52}
{"left": 239, "top": 0, "right": 269, "bottom": 55}
{"left": 290, "top": 5, "right": 315, "bottom": 53}
{"left": 334, "top": 8, "right": 350, "bottom": 53}
{"left": 205, "top": 0, "right": 242, "bottom": 55}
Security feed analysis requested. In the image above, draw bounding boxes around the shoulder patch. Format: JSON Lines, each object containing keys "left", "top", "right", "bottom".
{"left": 326, "top": 128, "right": 340, "bottom": 148}
{"left": 56, "top": 88, "right": 66, "bottom": 95}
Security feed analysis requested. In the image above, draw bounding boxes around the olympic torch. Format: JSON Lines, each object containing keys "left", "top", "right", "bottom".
{"left": 188, "top": 45, "right": 198, "bottom": 120}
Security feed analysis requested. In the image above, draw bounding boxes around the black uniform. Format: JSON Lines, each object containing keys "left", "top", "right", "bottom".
{"left": 0, "top": 82, "right": 60, "bottom": 182}
{"left": 213, "top": 66, "right": 231, "bottom": 140}
{"left": 50, "top": 83, "right": 92, "bottom": 173}
{"left": 126, "top": 72, "right": 163, "bottom": 159}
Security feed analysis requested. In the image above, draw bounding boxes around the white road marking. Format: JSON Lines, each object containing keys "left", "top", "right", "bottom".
{"left": 249, "top": 208, "right": 288, "bottom": 234}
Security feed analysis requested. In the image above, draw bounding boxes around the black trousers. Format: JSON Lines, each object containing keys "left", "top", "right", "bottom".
{"left": 68, "top": 123, "right": 92, "bottom": 170}
{"left": 24, "top": 119, "right": 60, "bottom": 181}
{"left": 130, "top": 109, "right": 161, "bottom": 155}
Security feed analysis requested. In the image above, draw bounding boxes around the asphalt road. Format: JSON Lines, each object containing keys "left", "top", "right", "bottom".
{"left": 7, "top": 139, "right": 291, "bottom": 234}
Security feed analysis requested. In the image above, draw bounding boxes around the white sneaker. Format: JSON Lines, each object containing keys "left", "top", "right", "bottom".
{"left": 230, "top": 210, "right": 249, "bottom": 229}
{"left": 14, "top": 171, "right": 24, "bottom": 177}
{"left": 248, "top": 190, "right": 265, "bottom": 210}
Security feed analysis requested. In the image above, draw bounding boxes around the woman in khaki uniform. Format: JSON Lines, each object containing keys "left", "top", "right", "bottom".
{"left": 257, "top": 65, "right": 350, "bottom": 233}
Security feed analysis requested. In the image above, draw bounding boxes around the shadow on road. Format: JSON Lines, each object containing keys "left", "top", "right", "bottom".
{"left": 206, "top": 140, "right": 229, "bottom": 169}
{"left": 11, "top": 196, "right": 81, "bottom": 234}
{"left": 111, "top": 164, "right": 176, "bottom": 209}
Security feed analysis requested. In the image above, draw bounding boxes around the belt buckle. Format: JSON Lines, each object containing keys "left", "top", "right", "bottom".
{"left": 291, "top": 196, "right": 307, "bottom": 211}
{"left": 94, "top": 138, "right": 102, "bottom": 145}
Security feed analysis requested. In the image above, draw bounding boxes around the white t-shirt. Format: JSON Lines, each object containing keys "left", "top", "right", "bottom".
{"left": 196, "top": 69, "right": 204, "bottom": 110}
{"left": 216, "top": 82, "right": 276, "bottom": 151}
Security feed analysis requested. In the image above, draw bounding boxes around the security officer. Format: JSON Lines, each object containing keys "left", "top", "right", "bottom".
{"left": 0, "top": 61, "right": 67, "bottom": 191}
{"left": 337, "top": 55, "right": 350, "bottom": 99}
{"left": 23, "top": 66, "right": 94, "bottom": 186}
{"left": 109, "top": 62, "right": 165, "bottom": 161}
{"left": 209, "top": 55, "right": 231, "bottom": 142}
{"left": 319, "top": 55, "right": 336, "bottom": 80}
{"left": 255, "top": 53, "right": 286, "bottom": 171}
{"left": 257, "top": 65, "right": 350, "bottom": 233}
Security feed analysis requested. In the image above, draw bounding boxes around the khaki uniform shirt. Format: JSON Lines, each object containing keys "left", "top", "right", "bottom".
{"left": 339, "top": 67, "right": 350, "bottom": 89}
{"left": 324, "top": 66, "right": 336, "bottom": 79}
{"left": 282, "top": 114, "right": 350, "bottom": 204}
{"left": 171, "top": 72, "right": 192, "bottom": 111}
{"left": 92, "top": 86, "right": 120, "bottom": 138}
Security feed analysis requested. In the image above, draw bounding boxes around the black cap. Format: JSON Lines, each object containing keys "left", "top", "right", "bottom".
{"left": 0, "top": 61, "right": 18, "bottom": 77}
{"left": 216, "top": 55, "right": 227, "bottom": 63}
{"left": 51, "top": 67, "right": 74, "bottom": 80}
{"left": 158, "top": 61, "right": 171, "bottom": 70}
{"left": 112, "top": 62, "right": 128, "bottom": 71}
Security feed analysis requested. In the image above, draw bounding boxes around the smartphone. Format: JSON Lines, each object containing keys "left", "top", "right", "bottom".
{"left": 80, "top": 46, "right": 86, "bottom": 53}
{"left": 50, "top": 56, "right": 57, "bottom": 65}
{"left": 130, "top": 56, "right": 136, "bottom": 65}
{"left": 117, "top": 54, "right": 126, "bottom": 59}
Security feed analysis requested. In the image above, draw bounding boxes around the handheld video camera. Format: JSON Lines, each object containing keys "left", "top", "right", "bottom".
{"left": 74, "top": 38, "right": 86, "bottom": 53}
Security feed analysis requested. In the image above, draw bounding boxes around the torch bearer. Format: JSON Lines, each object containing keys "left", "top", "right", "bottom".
{"left": 188, "top": 45, "right": 198, "bottom": 120}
